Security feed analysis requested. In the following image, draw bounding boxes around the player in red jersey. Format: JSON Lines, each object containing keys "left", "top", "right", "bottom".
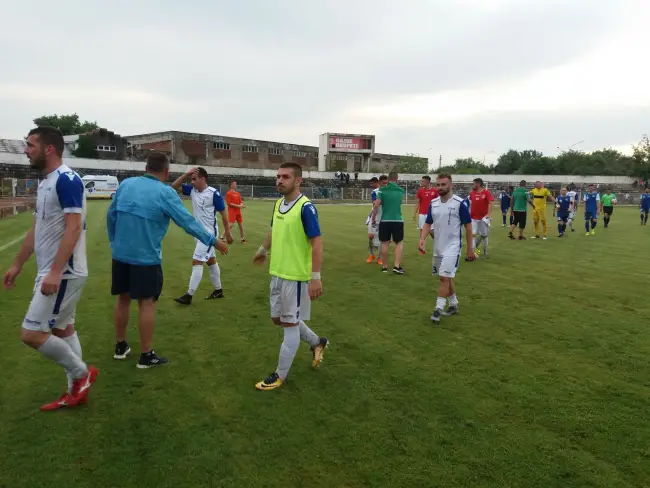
{"left": 413, "top": 176, "right": 439, "bottom": 254}
{"left": 468, "top": 178, "right": 494, "bottom": 257}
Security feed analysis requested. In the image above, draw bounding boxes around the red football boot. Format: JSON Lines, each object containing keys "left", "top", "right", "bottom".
{"left": 68, "top": 366, "right": 99, "bottom": 406}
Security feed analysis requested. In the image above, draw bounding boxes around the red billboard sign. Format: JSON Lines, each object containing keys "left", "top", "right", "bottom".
{"left": 329, "top": 137, "right": 366, "bottom": 150}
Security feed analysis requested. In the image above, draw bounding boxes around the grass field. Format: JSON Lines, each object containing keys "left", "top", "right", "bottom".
{"left": 0, "top": 200, "right": 649, "bottom": 488}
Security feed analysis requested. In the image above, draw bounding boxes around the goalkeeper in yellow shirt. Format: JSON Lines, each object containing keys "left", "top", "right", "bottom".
{"left": 530, "top": 181, "right": 556, "bottom": 239}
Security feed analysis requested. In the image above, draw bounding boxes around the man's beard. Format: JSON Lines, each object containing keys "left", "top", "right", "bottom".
{"left": 29, "top": 154, "right": 46, "bottom": 170}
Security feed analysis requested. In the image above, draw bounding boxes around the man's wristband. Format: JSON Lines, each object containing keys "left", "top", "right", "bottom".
{"left": 311, "top": 272, "right": 321, "bottom": 280}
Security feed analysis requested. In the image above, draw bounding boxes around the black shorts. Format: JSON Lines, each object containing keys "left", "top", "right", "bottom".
{"left": 111, "top": 259, "right": 163, "bottom": 301}
{"left": 378, "top": 221, "right": 404, "bottom": 243}
{"left": 603, "top": 206, "right": 613, "bottom": 215}
{"left": 512, "top": 211, "right": 527, "bottom": 229}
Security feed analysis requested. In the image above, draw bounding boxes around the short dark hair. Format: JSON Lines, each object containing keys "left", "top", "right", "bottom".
{"left": 388, "top": 171, "right": 398, "bottom": 181}
{"left": 508, "top": 186, "right": 514, "bottom": 192}
{"left": 379, "top": 174, "right": 388, "bottom": 182}
{"left": 145, "top": 152, "right": 169, "bottom": 173}
{"left": 280, "top": 162, "right": 302, "bottom": 177}
{"left": 437, "top": 173, "right": 452, "bottom": 182}
{"left": 28, "top": 126, "right": 64, "bottom": 158}
{"left": 195, "top": 167, "right": 208, "bottom": 180}
{"left": 473, "top": 178, "right": 484, "bottom": 186}
{"left": 422, "top": 175, "right": 431, "bottom": 181}
{"left": 519, "top": 180, "right": 527, "bottom": 187}
{"left": 229, "top": 180, "right": 237, "bottom": 187}
{"left": 369, "top": 177, "right": 379, "bottom": 183}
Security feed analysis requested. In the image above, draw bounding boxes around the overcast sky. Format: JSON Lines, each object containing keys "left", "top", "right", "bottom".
{"left": 1, "top": 0, "right": 648, "bottom": 167}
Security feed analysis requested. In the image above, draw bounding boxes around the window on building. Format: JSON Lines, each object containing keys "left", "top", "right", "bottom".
{"left": 268, "top": 148, "right": 282, "bottom": 156}
{"left": 294, "top": 150, "right": 307, "bottom": 158}
{"left": 97, "top": 145, "right": 116, "bottom": 152}
{"left": 242, "top": 145, "right": 258, "bottom": 153}
{"left": 213, "top": 142, "right": 230, "bottom": 150}
{"left": 314, "top": 153, "right": 319, "bottom": 159}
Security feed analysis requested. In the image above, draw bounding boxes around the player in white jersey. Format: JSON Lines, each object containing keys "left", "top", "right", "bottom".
{"left": 418, "top": 173, "right": 475, "bottom": 325}
{"left": 365, "top": 176, "right": 385, "bottom": 264}
{"left": 172, "top": 167, "right": 232, "bottom": 304}
{"left": 3, "top": 126, "right": 98, "bottom": 411}
{"left": 566, "top": 189, "right": 577, "bottom": 232}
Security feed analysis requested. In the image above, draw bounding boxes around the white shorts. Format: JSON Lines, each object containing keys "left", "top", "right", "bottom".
{"left": 432, "top": 255, "right": 460, "bottom": 278}
{"left": 270, "top": 276, "right": 311, "bottom": 324}
{"left": 569, "top": 211, "right": 576, "bottom": 220}
{"left": 417, "top": 214, "right": 428, "bottom": 230}
{"left": 193, "top": 240, "right": 216, "bottom": 262}
{"left": 367, "top": 221, "right": 378, "bottom": 236}
{"left": 22, "top": 276, "right": 87, "bottom": 333}
{"left": 471, "top": 219, "right": 490, "bottom": 236}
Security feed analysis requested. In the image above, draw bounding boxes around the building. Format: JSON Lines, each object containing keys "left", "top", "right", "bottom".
{"left": 64, "top": 128, "right": 129, "bottom": 160}
{"left": 124, "top": 130, "right": 424, "bottom": 173}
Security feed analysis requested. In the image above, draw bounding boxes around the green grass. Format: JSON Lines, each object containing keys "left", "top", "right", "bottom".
{"left": 0, "top": 201, "right": 649, "bottom": 488}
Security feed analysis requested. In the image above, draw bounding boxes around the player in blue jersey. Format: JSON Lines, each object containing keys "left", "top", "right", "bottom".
{"left": 583, "top": 184, "right": 600, "bottom": 236}
{"left": 640, "top": 188, "right": 650, "bottom": 225}
{"left": 499, "top": 186, "right": 513, "bottom": 227}
{"left": 555, "top": 187, "right": 573, "bottom": 237}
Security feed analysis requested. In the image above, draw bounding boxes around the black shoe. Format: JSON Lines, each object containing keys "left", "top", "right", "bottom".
{"left": 206, "top": 289, "right": 224, "bottom": 299}
{"left": 508, "top": 233, "right": 515, "bottom": 240}
{"left": 431, "top": 309, "right": 442, "bottom": 324}
{"left": 381, "top": 266, "right": 388, "bottom": 273}
{"left": 558, "top": 233, "right": 563, "bottom": 237}
{"left": 571, "top": 228, "right": 575, "bottom": 232}
{"left": 174, "top": 293, "right": 192, "bottom": 305}
{"left": 442, "top": 306, "right": 459, "bottom": 316}
{"left": 137, "top": 351, "right": 169, "bottom": 369}
{"left": 518, "top": 236, "right": 526, "bottom": 240}
{"left": 113, "top": 341, "right": 131, "bottom": 360}
{"left": 392, "top": 266, "right": 404, "bottom": 275}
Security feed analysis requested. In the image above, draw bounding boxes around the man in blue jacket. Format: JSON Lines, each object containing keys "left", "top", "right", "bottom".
{"left": 107, "top": 152, "right": 228, "bottom": 368}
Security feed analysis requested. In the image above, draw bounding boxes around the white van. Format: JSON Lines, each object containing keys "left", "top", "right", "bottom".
{"left": 82, "top": 175, "right": 119, "bottom": 199}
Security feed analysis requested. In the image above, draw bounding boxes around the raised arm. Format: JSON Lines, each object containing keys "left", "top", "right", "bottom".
{"left": 171, "top": 168, "right": 195, "bottom": 195}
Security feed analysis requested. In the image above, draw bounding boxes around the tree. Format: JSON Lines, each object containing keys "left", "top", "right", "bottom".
{"left": 632, "top": 134, "right": 650, "bottom": 180}
{"left": 72, "top": 134, "right": 99, "bottom": 159}
{"left": 33, "top": 113, "right": 99, "bottom": 136}
{"left": 393, "top": 153, "right": 428, "bottom": 174}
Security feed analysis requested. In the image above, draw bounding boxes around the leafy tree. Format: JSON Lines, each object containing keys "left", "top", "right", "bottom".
{"left": 72, "top": 134, "right": 99, "bottom": 159}
{"left": 33, "top": 113, "right": 99, "bottom": 136}
{"left": 632, "top": 134, "right": 650, "bottom": 180}
{"left": 393, "top": 153, "right": 428, "bottom": 174}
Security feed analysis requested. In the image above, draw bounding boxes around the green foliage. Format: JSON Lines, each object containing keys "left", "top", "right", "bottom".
{"left": 430, "top": 136, "right": 648, "bottom": 177}
{"left": 33, "top": 113, "right": 99, "bottom": 136}
{"left": 72, "top": 134, "right": 99, "bottom": 159}
{"left": 393, "top": 153, "right": 428, "bottom": 174}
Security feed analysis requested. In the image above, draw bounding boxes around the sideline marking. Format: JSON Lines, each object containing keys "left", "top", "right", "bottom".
{"left": 0, "top": 235, "right": 25, "bottom": 253}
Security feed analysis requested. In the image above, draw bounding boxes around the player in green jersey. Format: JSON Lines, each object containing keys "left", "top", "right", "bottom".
{"left": 600, "top": 188, "right": 617, "bottom": 228}
{"left": 508, "top": 180, "right": 532, "bottom": 240}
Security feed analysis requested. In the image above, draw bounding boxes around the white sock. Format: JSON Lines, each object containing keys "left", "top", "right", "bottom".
{"left": 482, "top": 236, "right": 488, "bottom": 254}
{"left": 188, "top": 265, "right": 203, "bottom": 295}
{"left": 275, "top": 326, "right": 300, "bottom": 380}
{"left": 37, "top": 335, "right": 87, "bottom": 380}
{"left": 448, "top": 294, "right": 459, "bottom": 307}
{"left": 208, "top": 263, "right": 222, "bottom": 290}
{"left": 568, "top": 219, "right": 573, "bottom": 229}
{"left": 473, "top": 235, "right": 482, "bottom": 251}
{"left": 298, "top": 320, "right": 320, "bottom": 347}
{"left": 436, "top": 296, "right": 446, "bottom": 311}
{"left": 63, "top": 332, "right": 83, "bottom": 393}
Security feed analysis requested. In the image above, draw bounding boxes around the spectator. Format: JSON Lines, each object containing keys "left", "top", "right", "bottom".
{"left": 345, "top": 173, "right": 350, "bottom": 184}
{"left": 354, "top": 171, "right": 359, "bottom": 181}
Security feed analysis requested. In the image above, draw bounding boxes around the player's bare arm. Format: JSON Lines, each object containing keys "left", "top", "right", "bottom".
{"left": 3, "top": 219, "right": 36, "bottom": 289}
{"left": 464, "top": 223, "right": 476, "bottom": 261}
{"left": 308, "top": 235, "right": 323, "bottom": 300}
{"left": 171, "top": 168, "right": 196, "bottom": 191}
{"left": 418, "top": 222, "right": 432, "bottom": 249}
{"left": 42, "top": 213, "right": 82, "bottom": 296}
{"left": 371, "top": 198, "right": 381, "bottom": 225}
{"left": 219, "top": 209, "right": 233, "bottom": 243}
{"left": 413, "top": 197, "right": 420, "bottom": 221}
{"left": 253, "top": 230, "right": 272, "bottom": 265}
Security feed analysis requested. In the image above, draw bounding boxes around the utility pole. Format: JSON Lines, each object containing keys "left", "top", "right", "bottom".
{"left": 438, "top": 154, "right": 442, "bottom": 170}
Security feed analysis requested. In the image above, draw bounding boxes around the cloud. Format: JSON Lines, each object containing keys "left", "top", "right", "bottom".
{"left": 0, "top": 0, "right": 647, "bottom": 165}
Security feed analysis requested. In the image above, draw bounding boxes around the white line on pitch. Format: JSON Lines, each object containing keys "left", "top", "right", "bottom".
{"left": 0, "top": 235, "right": 25, "bottom": 253}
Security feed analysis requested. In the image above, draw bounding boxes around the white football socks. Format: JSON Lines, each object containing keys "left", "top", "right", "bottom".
{"left": 188, "top": 265, "right": 203, "bottom": 296}
{"left": 63, "top": 332, "right": 83, "bottom": 393}
{"left": 276, "top": 326, "right": 300, "bottom": 380}
{"left": 208, "top": 263, "right": 222, "bottom": 290}
{"left": 298, "top": 320, "right": 320, "bottom": 347}
{"left": 436, "top": 296, "right": 447, "bottom": 311}
{"left": 38, "top": 335, "right": 87, "bottom": 380}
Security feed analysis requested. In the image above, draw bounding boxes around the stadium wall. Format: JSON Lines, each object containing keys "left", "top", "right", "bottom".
{"left": 0, "top": 153, "right": 637, "bottom": 186}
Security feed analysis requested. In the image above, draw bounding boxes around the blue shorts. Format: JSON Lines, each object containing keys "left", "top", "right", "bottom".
{"left": 501, "top": 207, "right": 509, "bottom": 214}
{"left": 557, "top": 213, "right": 569, "bottom": 222}
{"left": 584, "top": 211, "right": 597, "bottom": 220}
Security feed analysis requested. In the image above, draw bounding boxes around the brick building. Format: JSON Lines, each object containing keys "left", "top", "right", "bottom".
{"left": 124, "top": 131, "right": 422, "bottom": 173}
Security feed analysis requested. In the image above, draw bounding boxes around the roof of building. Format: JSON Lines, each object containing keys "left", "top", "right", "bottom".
{"left": 0, "top": 139, "right": 26, "bottom": 154}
